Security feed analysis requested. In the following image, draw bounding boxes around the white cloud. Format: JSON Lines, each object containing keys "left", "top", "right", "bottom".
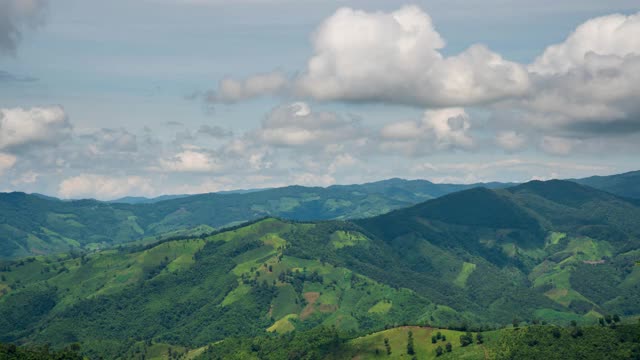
{"left": 519, "top": 12, "right": 640, "bottom": 135}
{"left": 204, "top": 72, "right": 288, "bottom": 104}
{"left": 294, "top": 6, "right": 529, "bottom": 107}
{"left": 0, "top": 106, "right": 71, "bottom": 151}
{"left": 200, "top": 6, "right": 529, "bottom": 108}
{"left": 200, "top": 7, "right": 640, "bottom": 148}
{"left": 58, "top": 174, "right": 154, "bottom": 200}
{"left": 157, "top": 149, "right": 222, "bottom": 173}
{"left": 255, "top": 102, "right": 363, "bottom": 148}
{"left": 380, "top": 108, "right": 473, "bottom": 155}
{"left": 530, "top": 12, "right": 640, "bottom": 75}
{"left": 328, "top": 153, "right": 357, "bottom": 174}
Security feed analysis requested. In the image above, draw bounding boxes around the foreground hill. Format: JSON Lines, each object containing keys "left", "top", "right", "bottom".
{"left": 1, "top": 180, "right": 639, "bottom": 358}
{"left": 0, "top": 179, "right": 508, "bottom": 259}
{"left": 202, "top": 323, "right": 640, "bottom": 360}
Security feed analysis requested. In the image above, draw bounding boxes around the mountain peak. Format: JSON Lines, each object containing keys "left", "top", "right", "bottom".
{"left": 510, "top": 179, "right": 611, "bottom": 207}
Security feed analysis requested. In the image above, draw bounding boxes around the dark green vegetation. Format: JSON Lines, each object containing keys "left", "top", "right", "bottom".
{"left": 573, "top": 170, "right": 640, "bottom": 199}
{"left": 0, "top": 342, "right": 83, "bottom": 360}
{"left": 1, "top": 179, "right": 640, "bottom": 358}
{"left": 197, "top": 323, "right": 640, "bottom": 360}
{"left": 0, "top": 178, "right": 509, "bottom": 259}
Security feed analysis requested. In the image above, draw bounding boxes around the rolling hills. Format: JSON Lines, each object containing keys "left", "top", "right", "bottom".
{"left": 0, "top": 178, "right": 510, "bottom": 259}
{"left": 1, "top": 179, "right": 639, "bottom": 358}
{"left": 2, "top": 169, "right": 638, "bottom": 260}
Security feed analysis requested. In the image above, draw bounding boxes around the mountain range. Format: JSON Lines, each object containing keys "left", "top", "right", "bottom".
{"left": 1, "top": 178, "right": 639, "bottom": 358}
{"left": 0, "top": 178, "right": 511, "bottom": 259}
{"left": 2, "top": 170, "right": 638, "bottom": 260}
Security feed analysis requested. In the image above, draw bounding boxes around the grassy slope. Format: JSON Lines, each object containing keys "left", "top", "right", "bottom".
{"left": 197, "top": 323, "right": 640, "bottom": 360}
{"left": 347, "top": 326, "right": 486, "bottom": 359}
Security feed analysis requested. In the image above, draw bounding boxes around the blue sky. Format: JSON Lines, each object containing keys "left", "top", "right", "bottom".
{"left": 1, "top": 0, "right": 639, "bottom": 199}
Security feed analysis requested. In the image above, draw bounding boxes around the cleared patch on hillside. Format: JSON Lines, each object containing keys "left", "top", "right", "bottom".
{"left": 301, "top": 291, "right": 320, "bottom": 320}
{"left": 330, "top": 231, "right": 369, "bottom": 249}
{"left": 453, "top": 262, "right": 476, "bottom": 288}
{"left": 368, "top": 300, "right": 392, "bottom": 314}
{"left": 267, "top": 314, "right": 298, "bottom": 334}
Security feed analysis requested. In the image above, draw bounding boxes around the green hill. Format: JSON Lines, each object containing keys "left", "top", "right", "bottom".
{"left": 198, "top": 323, "right": 640, "bottom": 360}
{"left": 573, "top": 170, "right": 640, "bottom": 200}
{"left": 0, "top": 179, "right": 509, "bottom": 259}
{"left": 0, "top": 180, "right": 639, "bottom": 358}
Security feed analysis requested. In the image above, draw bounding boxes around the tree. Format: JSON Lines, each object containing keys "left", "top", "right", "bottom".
{"left": 605, "top": 315, "right": 613, "bottom": 324}
{"left": 599, "top": 318, "right": 605, "bottom": 326}
{"left": 432, "top": 335, "right": 437, "bottom": 344}
{"left": 442, "top": 335, "right": 446, "bottom": 341}
{"left": 476, "top": 333, "right": 484, "bottom": 344}
{"left": 613, "top": 314, "right": 621, "bottom": 323}
{"left": 460, "top": 332, "right": 473, "bottom": 347}
{"left": 513, "top": 318, "right": 520, "bottom": 328}
{"left": 436, "top": 331, "right": 442, "bottom": 340}
{"left": 407, "top": 331, "right": 415, "bottom": 355}
{"left": 384, "top": 338, "right": 391, "bottom": 355}
{"left": 570, "top": 327, "right": 583, "bottom": 338}
{"left": 446, "top": 342, "right": 452, "bottom": 353}
{"left": 435, "top": 345, "right": 444, "bottom": 357}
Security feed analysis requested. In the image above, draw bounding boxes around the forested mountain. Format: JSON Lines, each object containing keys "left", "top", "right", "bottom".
{"left": 572, "top": 170, "right": 640, "bottom": 199}
{"left": 3, "top": 169, "right": 638, "bottom": 260}
{"left": 0, "top": 179, "right": 509, "bottom": 259}
{"left": 1, "top": 180, "right": 638, "bottom": 358}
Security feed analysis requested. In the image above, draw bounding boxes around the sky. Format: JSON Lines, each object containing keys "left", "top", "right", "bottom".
{"left": 0, "top": 0, "right": 639, "bottom": 200}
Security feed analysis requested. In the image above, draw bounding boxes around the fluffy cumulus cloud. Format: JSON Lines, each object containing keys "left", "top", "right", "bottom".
{"left": 380, "top": 108, "right": 473, "bottom": 155}
{"left": 296, "top": 6, "right": 529, "bottom": 107}
{"left": 530, "top": 13, "right": 640, "bottom": 76}
{"left": 58, "top": 174, "right": 154, "bottom": 200}
{"left": 200, "top": 7, "right": 640, "bottom": 157}
{"left": 515, "top": 12, "right": 640, "bottom": 135}
{"left": 0, "top": 0, "right": 47, "bottom": 55}
{"left": 203, "top": 6, "right": 529, "bottom": 108}
{"left": 0, "top": 106, "right": 71, "bottom": 151}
